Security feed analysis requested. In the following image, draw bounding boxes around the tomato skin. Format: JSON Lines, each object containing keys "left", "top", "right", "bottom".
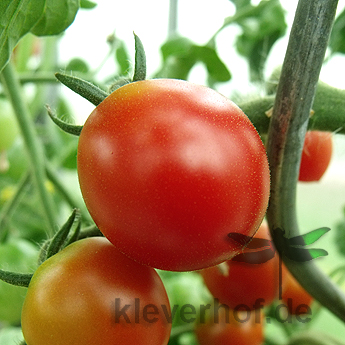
{"left": 77, "top": 79, "right": 270, "bottom": 271}
{"left": 298, "top": 131, "right": 333, "bottom": 182}
{"left": 21, "top": 237, "right": 171, "bottom": 345}
{"left": 200, "top": 222, "right": 279, "bottom": 309}
{"left": 194, "top": 306, "right": 264, "bottom": 345}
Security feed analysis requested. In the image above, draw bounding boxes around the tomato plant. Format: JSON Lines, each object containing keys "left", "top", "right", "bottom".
{"left": 0, "top": 238, "right": 38, "bottom": 325}
{"left": 2, "top": 1, "right": 345, "bottom": 345}
{"left": 77, "top": 79, "right": 270, "bottom": 272}
{"left": 21, "top": 237, "right": 171, "bottom": 345}
{"left": 298, "top": 131, "right": 333, "bottom": 182}
{"left": 200, "top": 222, "right": 279, "bottom": 310}
{"left": 194, "top": 306, "right": 264, "bottom": 345}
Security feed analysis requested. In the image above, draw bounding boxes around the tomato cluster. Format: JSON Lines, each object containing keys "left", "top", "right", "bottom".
{"left": 19, "top": 79, "right": 272, "bottom": 344}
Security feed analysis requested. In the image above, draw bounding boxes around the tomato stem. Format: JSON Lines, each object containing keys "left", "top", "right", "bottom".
{"left": 266, "top": 0, "right": 345, "bottom": 323}
{"left": 238, "top": 80, "right": 345, "bottom": 135}
{"left": 0, "top": 62, "right": 57, "bottom": 235}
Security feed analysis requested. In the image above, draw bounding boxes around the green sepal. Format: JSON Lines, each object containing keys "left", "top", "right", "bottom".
{"left": 46, "top": 105, "right": 83, "bottom": 136}
{"left": 55, "top": 72, "right": 108, "bottom": 106}
{"left": 64, "top": 220, "right": 81, "bottom": 246}
{"left": 0, "top": 269, "right": 32, "bottom": 288}
{"left": 41, "top": 209, "right": 81, "bottom": 262}
{"left": 132, "top": 32, "right": 147, "bottom": 82}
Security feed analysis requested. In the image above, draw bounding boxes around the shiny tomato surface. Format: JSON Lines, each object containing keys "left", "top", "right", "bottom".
{"left": 299, "top": 131, "right": 332, "bottom": 182}
{"left": 21, "top": 237, "right": 171, "bottom": 345}
{"left": 77, "top": 79, "right": 270, "bottom": 271}
{"left": 195, "top": 307, "right": 264, "bottom": 345}
{"left": 200, "top": 222, "right": 279, "bottom": 309}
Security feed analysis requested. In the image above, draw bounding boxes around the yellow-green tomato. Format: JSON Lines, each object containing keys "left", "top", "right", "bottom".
{"left": 21, "top": 237, "right": 171, "bottom": 345}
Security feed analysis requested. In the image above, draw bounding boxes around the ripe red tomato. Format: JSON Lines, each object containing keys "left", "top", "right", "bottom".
{"left": 281, "top": 266, "right": 313, "bottom": 315}
{"left": 298, "top": 131, "right": 333, "bottom": 182}
{"left": 200, "top": 222, "right": 279, "bottom": 309}
{"left": 194, "top": 305, "right": 264, "bottom": 345}
{"left": 77, "top": 79, "right": 270, "bottom": 271}
{"left": 21, "top": 237, "right": 171, "bottom": 345}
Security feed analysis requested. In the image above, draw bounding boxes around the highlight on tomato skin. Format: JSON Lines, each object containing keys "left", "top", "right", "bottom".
{"left": 77, "top": 78, "right": 271, "bottom": 272}
{"left": 298, "top": 131, "right": 333, "bottom": 182}
{"left": 21, "top": 237, "right": 172, "bottom": 345}
{"left": 199, "top": 221, "right": 279, "bottom": 310}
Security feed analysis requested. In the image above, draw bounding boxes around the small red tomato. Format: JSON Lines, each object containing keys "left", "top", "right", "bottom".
{"left": 77, "top": 79, "right": 270, "bottom": 271}
{"left": 195, "top": 305, "right": 264, "bottom": 345}
{"left": 21, "top": 237, "right": 171, "bottom": 345}
{"left": 281, "top": 266, "right": 313, "bottom": 315}
{"left": 200, "top": 222, "right": 279, "bottom": 310}
{"left": 299, "top": 131, "right": 333, "bottom": 182}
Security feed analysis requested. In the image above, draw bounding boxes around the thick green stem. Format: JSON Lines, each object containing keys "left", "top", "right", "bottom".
{"left": 266, "top": 0, "right": 345, "bottom": 322}
{"left": 1, "top": 62, "right": 56, "bottom": 235}
{"left": 238, "top": 80, "right": 345, "bottom": 135}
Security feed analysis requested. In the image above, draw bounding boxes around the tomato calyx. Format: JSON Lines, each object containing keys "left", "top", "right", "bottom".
{"left": 55, "top": 73, "right": 108, "bottom": 106}
{"left": 0, "top": 209, "right": 84, "bottom": 288}
{"left": 46, "top": 105, "right": 83, "bottom": 136}
{"left": 49, "top": 33, "right": 147, "bottom": 136}
{"left": 38, "top": 209, "right": 81, "bottom": 264}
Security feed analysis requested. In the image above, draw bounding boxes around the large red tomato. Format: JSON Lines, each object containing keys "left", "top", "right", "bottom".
{"left": 21, "top": 237, "right": 171, "bottom": 345}
{"left": 77, "top": 79, "right": 270, "bottom": 271}
{"left": 200, "top": 222, "right": 279, "bottom": 309}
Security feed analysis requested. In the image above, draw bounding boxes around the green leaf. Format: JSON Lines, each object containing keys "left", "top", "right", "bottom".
{"left": 160, "top": 36, "right": 194, "bottom": 62}
{"left": 329, "top": 8, "right": 345, "bottom": 54}
{"left": 156, "top": 36, "right": 231, "bottom": 84}
{"left": 230, "top": 0, "right": 251, "bottom": 10}
{"left": 30, "top": 0, "right": 79, "bottom": 36}
{"left": 65, "top": 58, "right": 90, "bottom": 74}
{"left": 223, "top": 0, "right": 287, "bottom": 81}
{"left": 0, "top": 0, "right": 46, "bottom": 72}
{"left": 115, "top": 41, "right": 130, "bottom": 76}
{"left": 193, "top": 45, "right": 231, "bottom": 83}
{"left": 80, "top": 0, "right": 97, "bottom": 9}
